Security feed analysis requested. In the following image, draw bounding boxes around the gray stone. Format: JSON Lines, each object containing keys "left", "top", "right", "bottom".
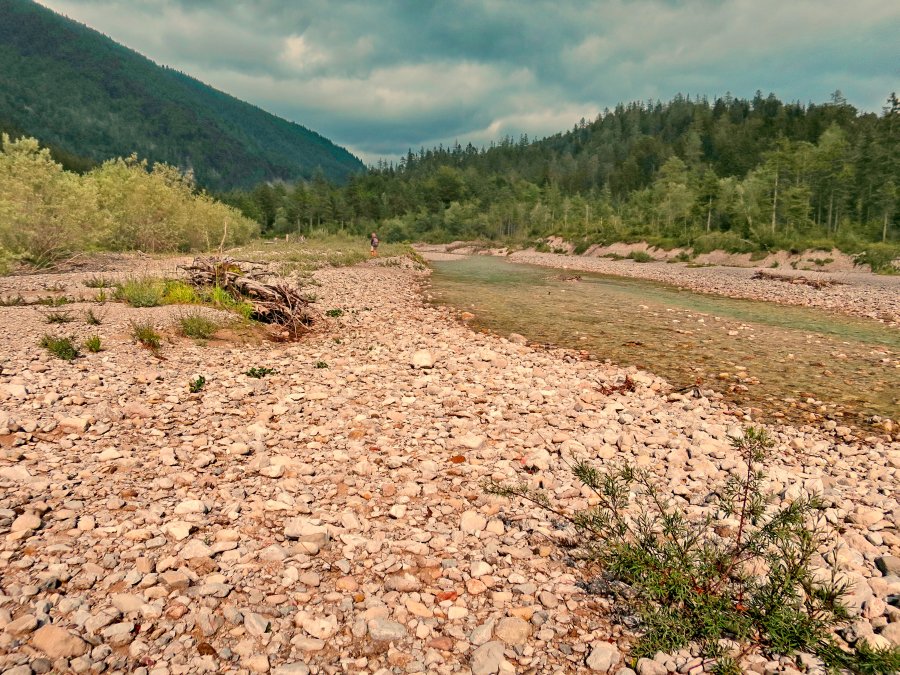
{"left": 470, "top": 641, "right": 507, "bottom": 675}
{"left": 367, "top": 618, "right": 407, "bottom": 641}
{"left": 586, "top": 641, "right": 621, "bottom": 671}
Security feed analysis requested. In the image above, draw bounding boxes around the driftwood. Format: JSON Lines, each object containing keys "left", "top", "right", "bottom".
{"left": 181, "top": 256, "right": 314, "bottom": 337}
{"left": 750, "top": 270, "right": 841, "bottom": 289}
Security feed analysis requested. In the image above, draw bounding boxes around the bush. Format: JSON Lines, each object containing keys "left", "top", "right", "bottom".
{"left": 627, "top": 250, "right": 654, "bottom": 263}
{"left": 115, "top": 278, "right": 164, "bottom": 307}
{"left": 854, "top": 243, "right": 900, "bottom": 274}
{"left": 486, "top": 427, "right": 899, "bottom": 670}
{"left": 40, "top": 334, "right": 79, "bottom": 360}
{"left": 691, "top": 232, "right": 758, "bottom": 255}
{"left": 163, "top": 280, "right": 199, "bottom": 304}
{"left": 178, "top": 312, "right": 219, "bottom": 340}
{"left": 130, "top": 320, "right": 161, "bottom": 350}
{"left": 83, "top": 335, "right": 102, "bottom": 352}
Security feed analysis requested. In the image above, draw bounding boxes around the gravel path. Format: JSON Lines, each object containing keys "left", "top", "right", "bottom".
{"left": 0, "top": 259, "right": 897, "bottom": 674}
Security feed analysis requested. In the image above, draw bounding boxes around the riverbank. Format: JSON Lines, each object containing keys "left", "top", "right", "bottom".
{"left": 417, "top": 245, "right": 900, "bottom": 328}
{"left": 0, "top": 258, "right": 898, "bottom": 674}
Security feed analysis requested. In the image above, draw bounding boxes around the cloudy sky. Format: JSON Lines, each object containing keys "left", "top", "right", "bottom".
{"left": 37, "top": 0, "right": 900, "bottom": 165}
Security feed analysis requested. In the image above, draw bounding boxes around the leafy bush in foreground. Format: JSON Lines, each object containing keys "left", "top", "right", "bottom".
{"left": 40, "top": 334, "right": 79, "bottom": 360}
{"left": 486, "top": 427, "right": 900, "bottom": 672}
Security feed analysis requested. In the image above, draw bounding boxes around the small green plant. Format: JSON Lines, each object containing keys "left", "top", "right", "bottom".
{"left": 115, "top": 278, "right": 164, "bottom": 307}
{"left": 130, "top": 320, "right": 162, "bottom": 351}
{"left": 245, "top": 366, "right": 277, "bottom": 378}
{"left": 325, "top": 308, "right": 344, "bottom": 318}
{"left": 189, "top": 375, "right": 206, "bottom": 393}
{"left": 36, "top": 295, "right": 70, "bottom": 306}
{"left": 178, "top": 312, "right": 219, "bottom": 340}
{"left": 315, "top": 361, "right": 329, "bottom": 368}
{"left": 163, "top": 280, "right": 199, "bottom": 304}
{"left": 84, "top": 308, "right": 102, "bottom": 325}
{"left": 83, "top": 335, "right": 102, "bottom": 352}
{"left": 44, "top": 310, "right": 74, "bottom": 324}
{"left": 95, "top": 288, "right": 108, "bottom": 303}
{"left": 40, "top": 334, "right": 79, "bottom": 360}
{"left": 626, "top": 250, "right": 654, "bottom": 263}
{"left": 486, "top": 427, "right": 898, "bottom": 670}
{"left": 205, "top": 285, "right": 234, "bottom": 307}
{"left": 84, "top": 275, "right": 111, "bottom": 288}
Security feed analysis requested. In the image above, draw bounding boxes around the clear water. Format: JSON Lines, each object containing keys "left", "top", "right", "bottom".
{"left": 427, "top": 256, "right": 899, "bottom": 431}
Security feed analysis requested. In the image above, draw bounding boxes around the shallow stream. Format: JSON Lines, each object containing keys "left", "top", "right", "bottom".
{"left": 427, "top": 256, "right": 899, "bottom": 432}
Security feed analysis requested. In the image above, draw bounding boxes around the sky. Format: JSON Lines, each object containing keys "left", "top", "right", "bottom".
{"left": 37, "top": 0, "right": 900, "bottom": 166}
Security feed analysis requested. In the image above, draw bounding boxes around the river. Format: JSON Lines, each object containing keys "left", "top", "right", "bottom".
{"left": 426, "top": 255, "right": 899, "bottom": 433}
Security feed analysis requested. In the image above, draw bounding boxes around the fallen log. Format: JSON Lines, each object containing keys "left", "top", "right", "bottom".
{"left": 180, "top": 256, "right": 315, "bottom": 337}
{"left": 750, "top": 270, "right": 840, "bottom": 289}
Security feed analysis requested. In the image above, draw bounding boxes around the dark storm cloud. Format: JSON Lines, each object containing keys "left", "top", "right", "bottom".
{"left": 38, "top": 0, "right": 900, "bottom": 164}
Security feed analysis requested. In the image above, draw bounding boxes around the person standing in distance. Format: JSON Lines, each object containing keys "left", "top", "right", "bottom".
{"left": 370, "top": 232, "right": 379, "bottom": 257}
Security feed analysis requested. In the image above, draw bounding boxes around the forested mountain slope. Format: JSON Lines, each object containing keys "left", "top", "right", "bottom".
{"left": 0, "top": 0, "right": 364, "bottom": 189}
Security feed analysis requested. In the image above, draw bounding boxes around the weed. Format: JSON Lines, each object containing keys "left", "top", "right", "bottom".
{"left": 205, "top": 285, "right": 235, "bottom": 307}
{"left": 246, "top": 366, "right": 277, "bottom": 378}
{"left": 44, "top": 310, "right": 74, "bottom": 324}
{"left": 83, "top": 335, "right": 102, "bottom": 352}
{"left": 0, "top": 295, "right": 25, "bottom": 306}
{"left": 189, "top": 375, "right": 206, "bottom": 393}
{"left": 40, "top": 334, "right": 79, "bottom": 360}
{"left": 95, "top": 288, "right": 108, "bottom": 303}
{"left": 178, "top": 312, "right": 219, "bottom": 340}
{"left": 325, "top": 308, "right": 344, "bottom": 318}
{"left": 85, "top": 308, "right": 102, "bottom": 325}
{"left": 315, "top": 361, "right": 329, "bottom": 369}
{"left": 84, "top": 275, "right": 111, "bottom": 288}
{"left": 486, "top": 427, "right": 898, "bottom": 670}
{"left": 36, "top": 295, "right": 70, "bottom": 306}
{"left": 130, "top": 320, "right": 162, "bottom": 351}
{"left": 116, "top": 278, "right": 164, "bottom": 307}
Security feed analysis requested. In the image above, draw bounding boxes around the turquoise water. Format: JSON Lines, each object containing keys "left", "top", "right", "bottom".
{"left": 427, "top": 256, "right": 899, "bottom": 428}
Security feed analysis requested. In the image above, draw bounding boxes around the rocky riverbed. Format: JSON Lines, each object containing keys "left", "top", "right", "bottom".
{"left": 0, "top": 258, "right": 898, "bottom": 674}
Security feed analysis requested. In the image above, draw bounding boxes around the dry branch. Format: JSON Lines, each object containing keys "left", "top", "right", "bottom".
{"left": 181, "top": 256, "right": 315, "bottom": 337}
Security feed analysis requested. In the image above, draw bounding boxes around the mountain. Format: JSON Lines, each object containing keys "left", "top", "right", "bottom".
{"left": 0, "top": 0, "right": 364, "bottom": 189}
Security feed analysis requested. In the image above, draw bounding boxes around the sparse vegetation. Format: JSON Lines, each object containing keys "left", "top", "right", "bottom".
{"left": 486, "top": 427, "right": 900, "bottom": 671}
{"left": 44, "top": 309, "right": 73, "bottom": 324}
{"left": 315, "top": 361, "right": 328, "bottom": 369}
{"left": 84, "top": 275, "right": 111, "bottom": 288}
{"left": 84, "top": 308, "right": 102, "bottom": 325}
{"left": 325, "top": 308, "right": 344, "bottom": 318}
{"left": 245, "top": 366, "right": 277, "bottom": 378}
{"left": 189, "top": 375, "right": 206, "bottom": 393}
{"left": 83, "top": 335, "right": 102, "bottom": 352}
{"left": 163, "top": 280, "right": 199, "bottom": 304}
{"left": 130, "top": 320, "right": 161, "bottom": 351}
{"left": 115, "top": 277, "right": 164, "bottom": 307}
{"left": 626, "top": 250, "right": 654, "bottom": 263}
{"left": 40, "top": 334, "right": 79, "bottom": 360}
{"left": 178, "top": 312, "right": 219, "bottom": 340}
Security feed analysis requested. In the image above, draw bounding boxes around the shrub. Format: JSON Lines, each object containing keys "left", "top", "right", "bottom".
{"left": 854, "top": 244, "right": 900, "bottom": 274}
{"left": 83, "top": 335, "right": 102, "bottom": 352}
{"left": 115, "top": 278, "right": 164, "bottom": 307}
{"left": 246, "top": 366, "right": 277, "bottom": 378}
{"left": 178, "top": 312, "right": 218, "bottom": 340}
{"left": 189, "top": 375, "right": 206, "bottom": 393}
{"left": 627, "top": 250, "right": 654, "bottom": 263}
{"left": 40, "top": 334, "right": 79, "bottom": 360}
{"left": 130, "top": 320, "right": 161, "bottom": 350}
{"left": 486, "top": 427, "right": 898, "bottom": 670}
{"left": 691, "top": 232, "right": 758, "bottom": 255}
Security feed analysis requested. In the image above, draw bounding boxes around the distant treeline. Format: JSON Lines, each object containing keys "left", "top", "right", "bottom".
{"left": 0, "top": 135, "right": 258, "bottom": 269}
{"left": 221, "top": 91, "right": 899, "bottom": 268}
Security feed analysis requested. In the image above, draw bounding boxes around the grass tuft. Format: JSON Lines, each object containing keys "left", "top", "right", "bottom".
{"left": 84, "top": 275, "right": 111, "bottom": 288}
{"left": 40, "top": 334, "right": 79, "bottom": 360}
{"left": 84, "top": 308, "right": 102, "bottom": 325}
{"left": 178, "top": 312, "right": 219, "bottom": 340}
{"left": 83, "top": 335, "right": 102, "bottom": 352}
{"left": 130, "top": 320, "right": 162, "bottom": 351}
{"left": 115, "top": 277, "right": 164, "bottom": 307}
{"left": 44, "top": 310, "right": 74, "bottom": 324}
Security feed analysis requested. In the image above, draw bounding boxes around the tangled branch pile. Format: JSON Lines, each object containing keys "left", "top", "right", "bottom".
{"left": 181, "top": 256, "right": 315, "bottom": 337}
{"left": 750, "top": 270, "right": 841, "bottom": 289}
